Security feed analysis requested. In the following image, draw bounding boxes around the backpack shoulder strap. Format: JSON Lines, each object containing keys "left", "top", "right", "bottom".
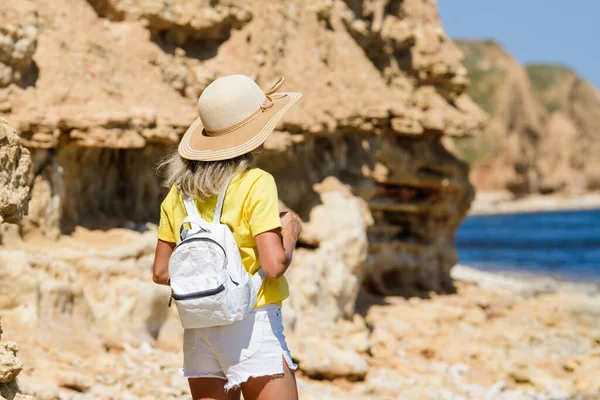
{"left": 213, "top": 175, "right": 235, "bottom": 224}
{"left": 182, "top": 194, "right": 201, "bottom": 220}
{"left": 179, "top": 193, "right": 208, "bottom": 240}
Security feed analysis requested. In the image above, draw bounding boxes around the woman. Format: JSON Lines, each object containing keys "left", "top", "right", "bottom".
{"left": 152, "top": 75, "right": 302, "bottom": 400}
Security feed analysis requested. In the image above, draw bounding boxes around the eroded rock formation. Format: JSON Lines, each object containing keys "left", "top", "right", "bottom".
{"left": 1, "top": 0, "right": 485, "bottom": 290}
{"left": 0, "top": 0, "right": 485, "bottom": 383}
{"left": 0, "top": 120, "right": 35, "bottom": 400}
{"left": 0, "top": 321, "right": 26, "bottom": 400}
{"left": 456, "top": 40, "right": 600, "bottom": 194}
{"left": 529, "top": 65, "right": 600, "bottom": 193}
{"left": 0, "top": 5, "right": 38, "bottom": 90}
{"left": 0, "top": 119, "right": 32, "bottom": 224}
{"left": 0, "top": 318, "right": 37, "bottom": 400}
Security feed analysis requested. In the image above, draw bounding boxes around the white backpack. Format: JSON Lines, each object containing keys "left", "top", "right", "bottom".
{"left": 168, "top": 176, "right": 265, "bottom": 329}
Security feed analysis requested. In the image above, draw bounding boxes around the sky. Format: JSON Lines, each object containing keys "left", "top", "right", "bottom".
{"left": 437, "top": 0, "right": 600, "bottom": 88}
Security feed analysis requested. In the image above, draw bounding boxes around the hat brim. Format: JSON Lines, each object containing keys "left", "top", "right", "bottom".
{"left": 178, "top": 92, "right": 302, "bottom": 161}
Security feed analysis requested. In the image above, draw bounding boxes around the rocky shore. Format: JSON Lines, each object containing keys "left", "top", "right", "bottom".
{"left": 1, "top": 1, "right": 599, "bottom": 399}
{"left": 470, "top": 191, "right": 600, "bottom": 216}
{"left": 1, "top": 229, "right": 598, "bottom": 400}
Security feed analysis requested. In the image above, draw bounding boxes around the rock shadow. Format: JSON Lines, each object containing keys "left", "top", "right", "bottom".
{"left": 26, "top": 146, "right": 169, "bottom": 235}
{"left": 354, "top": 287, "right": 389, "bottom": 319}
{"left": 152, "top": 32, "right": 223, "bottom": 62}
{"left": 19, "top": 61, "right": 39, "bottom": 88}
{"left": 363, "top": 267, "right": 458, "bottom": 301}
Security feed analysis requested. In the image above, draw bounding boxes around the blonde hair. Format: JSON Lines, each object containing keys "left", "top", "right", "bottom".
{"left": 159, "top": 151, "right": 254, "bottom": 200}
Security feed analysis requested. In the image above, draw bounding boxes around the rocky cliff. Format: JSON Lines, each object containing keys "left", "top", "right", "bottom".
{"left": 1, "top": 0, "right": 486, "bottom": 293}
{"left": 456, "top": 40, "right": 600, "bottom": 194}
{"left": 527, "top": 64, "right": 600, "bottom": 193}
{"left": 1, "top": 0, "right": 487, "bottom": 397}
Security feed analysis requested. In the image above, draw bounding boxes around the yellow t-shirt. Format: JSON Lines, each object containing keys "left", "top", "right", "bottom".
{"left": 157, "top": 168, "right": 288, "bottom": 307}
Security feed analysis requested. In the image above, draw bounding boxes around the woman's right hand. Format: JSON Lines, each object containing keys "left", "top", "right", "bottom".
{"left": 280, "top": 211, "right": 302, "bottom": 242}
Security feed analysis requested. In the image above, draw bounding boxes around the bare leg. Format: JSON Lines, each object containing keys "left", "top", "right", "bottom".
{"left": 240, "top": 357, "right": 298, "bottom": 400}
{"left": 188, "top": 378, "right": 241, "bottom": 400}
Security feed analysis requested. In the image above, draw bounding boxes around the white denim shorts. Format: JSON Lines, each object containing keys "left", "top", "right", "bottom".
{"left": 181, "top": 304, "right": 297, "bottom": 390}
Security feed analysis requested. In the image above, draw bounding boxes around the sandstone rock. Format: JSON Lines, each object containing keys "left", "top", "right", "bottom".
{"left": 456, "top": 40, "right": 546, "bottom": 194}
{"left": 0, "top": 0, "right": 495, "bottom": 397}
{"left": 155, "top": 312, "right": 184, "bottom": 352}
{"left": 2, "top": 228, "right": 172, "bottom": 343}
{"left": 286, "top": 177, "right": 370, "bottom": 330}
{"left": 17, "top": 377, "right": 60, "bottom": 400}
{"left": 2, "top": 0, "right": 484, "bottom": 298}
{"left": 0, "top": 342, "right": 23, "bottom": 383}
{"left": 297, "top": 377, "right": 373, "bottom": 400}
{"left": 1, "top": 0, "right": 197, "bottom": 150}
{"left": 55, "top": 371, "right": 92, "bottom": 393}
{"left": 87, "top": 0, "right": 252, "bottom": 43}
{"left": 0, "top": 3, "right": 38, "bottom": 89}
{"left": 2, "top": 264, "right": 599, "bottom": 399}
{"left": 535, "top": 69, "right": 600, "bottom": 193}
{"left": 0, "top": 118, "right": 36, "bottom": 400}
{"left": 23, "top": 147, "right": 168, "bottom": 234}
{"left": 458, "top": 40, "right": 600, "bottom": 195}
{"left": 0, "top": 321, "right": 35, "bottom": 400}
{"left": 277, "top": 177, "right": 372, "bottom": 377}
{"left": 0, "top": 250, "right": 92, "bottom": 326}
{"left": 572, "top": 353, "right": 600, "bottom": 393}
{"left": 291, "top": 336, "right": 369, "bottom": 380}
{"left": 0, "top": 118, "right": 32, "bottom": 224}
{"left": 20, "top": 155, "right": 62, "bottom": 240}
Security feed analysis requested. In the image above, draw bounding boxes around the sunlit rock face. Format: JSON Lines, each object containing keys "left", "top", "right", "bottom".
{"left": 0, "top": 0, "right": 485, "bottom": 382}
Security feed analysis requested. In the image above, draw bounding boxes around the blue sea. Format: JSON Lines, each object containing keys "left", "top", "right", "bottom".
{"left": 455, "top": 209, "right": 600, "bottom": 282}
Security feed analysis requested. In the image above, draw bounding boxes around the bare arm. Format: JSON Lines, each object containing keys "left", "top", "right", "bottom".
{"left": 255, "top": 212, "right": 302, "bottom": 280}
{"left": 153, "top": 239, "right": 175, "bottom": 285}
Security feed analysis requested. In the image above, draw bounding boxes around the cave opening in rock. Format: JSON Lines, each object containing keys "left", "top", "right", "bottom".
{"left": 26, "top": 146, "right": 169, "bottom": 235}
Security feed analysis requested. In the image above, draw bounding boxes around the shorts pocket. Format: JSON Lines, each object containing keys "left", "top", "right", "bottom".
{"left": 239, "top": 312, "right": 264, "bottom": 360}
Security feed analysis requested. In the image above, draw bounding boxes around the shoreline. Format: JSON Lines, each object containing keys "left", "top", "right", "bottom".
{"left": 451, "top": 264, "right": 600, "bottom": 295}
{"left": 468, "top": 191, "right": 600, "bottom": 216}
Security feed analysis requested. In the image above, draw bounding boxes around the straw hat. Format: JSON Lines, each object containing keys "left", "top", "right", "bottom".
{"left": 178, "top": 75, "right": 302, "bottom": 161}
